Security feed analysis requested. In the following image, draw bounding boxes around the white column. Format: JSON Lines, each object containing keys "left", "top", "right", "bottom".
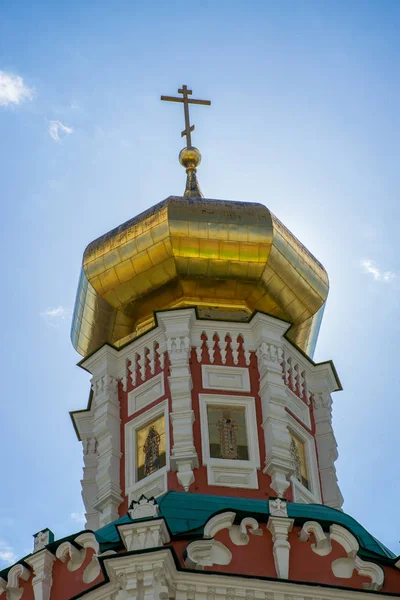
{"left": 312, "top": 388, "right": 343, "bottom": 509}
{"left": 158, "top": 309, "right": 198, "bottom": 491}
{"left": 253, "top": 315, "right": 294, "bottom": 497}
{"left": 83, "top": 345, "right": 123, "bottom": 526}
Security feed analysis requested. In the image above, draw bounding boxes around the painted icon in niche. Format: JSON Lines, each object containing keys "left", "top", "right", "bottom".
{"left": 136, "top": 415, "right": 166, "bottom": 481}
{"left": 290, "top": 432, "right": 309, "bottom": 490}
{"left": 207, "top": 405, "right": 249, "bottom": 460}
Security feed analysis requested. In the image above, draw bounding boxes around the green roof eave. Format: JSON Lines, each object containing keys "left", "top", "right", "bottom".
{"left": 1, "top": 492, "right": 394, "bottom": 582}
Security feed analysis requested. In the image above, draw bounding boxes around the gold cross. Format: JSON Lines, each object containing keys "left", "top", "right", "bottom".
{"left": 161, "top": 85, "right": 211, "bottom": 148}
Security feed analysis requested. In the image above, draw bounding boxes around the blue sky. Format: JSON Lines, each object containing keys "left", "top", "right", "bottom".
{"left": 0, "top": 0, "right": 399, "bottom": 564}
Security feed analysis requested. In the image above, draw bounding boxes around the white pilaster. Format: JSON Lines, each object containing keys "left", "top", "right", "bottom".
{"left": 158, "top": 309, "right": 198, "bottom": 491}
{"left": 25, "top": 550, "right": 55, "bottom": 600}
{"left": 311, "top": 371, "right": 343, "bottom": 510}
{"left": 83, "top": 345, "right": 123, "bottom": 526}
{"left": 252, "top": 315, "right": 294, "bottom": 497}
{"left": 81, "top": 436, "right": 100, "bottom": 530}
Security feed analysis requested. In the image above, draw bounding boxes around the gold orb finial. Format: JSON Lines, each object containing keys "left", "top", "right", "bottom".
{"left": 179, "top": 146, "right": 201, "bottom": 170}
{"left": 179, "top": 146, "right": 203, "bottom": 197}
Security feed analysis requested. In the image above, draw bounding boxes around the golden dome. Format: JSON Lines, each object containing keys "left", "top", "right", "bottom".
{"left": 71, "top": 196, "right": 328, "bottom": 358}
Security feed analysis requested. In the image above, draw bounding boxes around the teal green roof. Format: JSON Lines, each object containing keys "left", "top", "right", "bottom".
{"left": 2, "top": 491, "right": 394, "bottom": 581}
{"left": 93, "top": 491, "right": 395, "bottom": 562}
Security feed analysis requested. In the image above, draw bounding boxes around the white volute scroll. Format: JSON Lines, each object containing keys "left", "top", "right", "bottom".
{"left": 74, "top": 532, "right": 116, "bottom": 585}
{"left": 298, "top": 521, "right": 332, "bottom": 555}
{"left": 158, "top": 310, "right": 199, "bottom": 492}
{"left": 55, "top": 541, "right": 86, "bottom": 571}
{"left": 299, "top": 521, "right": 384, "bottom": 590}
{"left": 186, "top": 511, "right": 262, "bottom": 570}
{"left": 1, "top": 563, "right": 30, "bottom": 600}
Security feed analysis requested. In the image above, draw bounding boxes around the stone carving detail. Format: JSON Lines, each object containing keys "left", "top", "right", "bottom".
{"left": 91, "top": 374, "right": 118, "bottom": 397}
{"left": 185, "top": 539, "right": 232, "bottom": 570}
{"left": 83, "top": 437, "right": 98, "bottom": 456}
{"left": 299, "top": 521, "right": 384, "bottom": 590}
{"left": 0, "top": 563, "right": 31, "bottom": 600}
{"left": 257, "top": 342, "right": 312, "bottom": 404}
{"left": 33, "top": 529, "right": 54, "bottom": 553}
{"left": 186, "top": 511, "right": 262, "bottom": 569}
{"left": 167, "top": 335, "right": 190, "bottom": 361}
{"left": 129, "top": 495, "right": 159, "bottom": 520}
{"left": 257, "top": 342, "right": 283, "bottom": 370}
{"left": 269, "top": 498, "right": 288, "bottom": 518}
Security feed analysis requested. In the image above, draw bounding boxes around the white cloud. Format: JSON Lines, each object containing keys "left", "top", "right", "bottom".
{"left": 40, "top": 305, "right": 71, "bottom": 327}
{"left": 48, "top": 120, "right": 73, "bottom": 142}
{"left": 0, "top": 539, "right": 17, "bottom": 565}
{"left": 0, "top": 70, "right": 33, "bottom": 106}
{"left": 361, "top": 259, "right": 396, "bottom": 282}
{"left": 70, "top": 512, "right": 85, "bottom": 524}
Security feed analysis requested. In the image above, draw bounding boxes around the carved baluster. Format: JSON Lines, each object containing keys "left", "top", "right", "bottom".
{"left": 231, "top": 336, "right": 239, "bottom": 365}
{"left": 281, "top": 350, "right": 289, "bottom": 385}
{"left": 303, "top": 372, "right": 311, "bottom": 404}
{"left": 219, "top": 335, "right": 228, "bottom": 365}
{"left": 287, "top": 356, "right": 295, "bottom": 393}
{"left": 148, "top": 343, "right": 156, "bottom": 375}
{"left": 298, "top": 367, "right": 305, "bottom": 399}
{"left": 128, "top": 352, "right": 138, "bottom": 388}
{"left": 195, "top": 346, "right": 202, "bottom": 363}
{"left": 138, "top": 350, "right": 147, "bottom": 382}
{"left": 293, "top": 363, "right": 301, "bottom": 397}
{"left": 156, "top": 343, "right": 165, "bottom": 370}
{"left": 204, "top": 332, "right": 215, "bottom": 363}
{"left": 239, "top": 333, "right": 251, "bottom": 366}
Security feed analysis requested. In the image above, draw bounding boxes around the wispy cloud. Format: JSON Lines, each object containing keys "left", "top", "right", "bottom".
{"left": 0, "top": 70, "right": 33, "bottom": 107}
{"left": 361, "top": 259, "right": 396, "bottom": 282}
{"left": 0, "top": 539, "right": 17, "bottom": 565}
{"left": 70, "top": 512, "right": 85, "bottom": 524}
{"left": 40, "top": 305, "right": 71, "bottom": 327}
{"left": 48, "top": 120, "right": 73, "bottom": 142}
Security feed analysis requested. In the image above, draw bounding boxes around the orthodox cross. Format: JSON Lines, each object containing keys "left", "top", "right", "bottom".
{"left": 161, "top": 85, "right": 211, "bottom": 148}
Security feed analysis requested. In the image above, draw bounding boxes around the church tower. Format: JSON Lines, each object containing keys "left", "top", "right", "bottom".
{"left": 1, "top": 86, "right": 399, "bottom": 600}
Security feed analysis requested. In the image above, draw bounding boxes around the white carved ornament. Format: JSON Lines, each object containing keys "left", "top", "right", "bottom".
{"left": 185, "top": 511, "right": 261, "bottom": 570}
{"left": 0, "top": 564, "right": 30, "bottom": 600}
{"left": 299, "top": 521, "right": 385, "bottom": 590}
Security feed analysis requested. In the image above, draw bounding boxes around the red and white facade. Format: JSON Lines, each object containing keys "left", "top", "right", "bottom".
{"left": 2, "top": 310, "right": 400, "bottom": 600}
{"left": 73, "top": 308, "right": 343, "bottom": 529}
